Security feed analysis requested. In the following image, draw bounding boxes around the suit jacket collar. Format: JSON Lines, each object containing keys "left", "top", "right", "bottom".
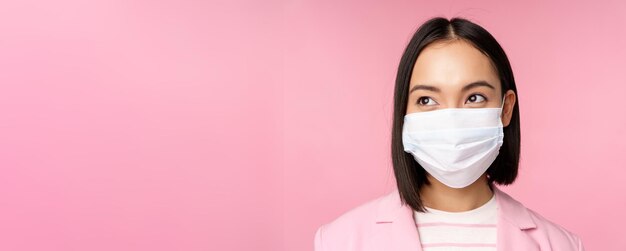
{"left": 373, "top": 186, "right": 538, "bottom": 250}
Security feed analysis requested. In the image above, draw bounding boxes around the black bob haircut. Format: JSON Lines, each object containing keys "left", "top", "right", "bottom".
{"left": 391, "top": 17, "right": 521, "bottom": 212}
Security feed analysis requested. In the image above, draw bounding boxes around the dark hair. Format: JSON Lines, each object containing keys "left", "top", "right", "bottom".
{"left": 391, "top": 17, "right": 521, "bottom": 212}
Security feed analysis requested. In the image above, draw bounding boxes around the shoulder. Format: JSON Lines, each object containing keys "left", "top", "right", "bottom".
{"left": 314, "top": 191, "right": 395, "bottom": 251}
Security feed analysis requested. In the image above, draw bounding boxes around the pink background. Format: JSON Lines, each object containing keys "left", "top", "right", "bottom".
{"left": 1, "top": 0, "right": 624, "bottom": 250}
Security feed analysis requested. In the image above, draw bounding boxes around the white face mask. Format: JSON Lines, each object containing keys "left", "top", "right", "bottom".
{"left": 402, "top": 96, "right": 506, "bottom": 188}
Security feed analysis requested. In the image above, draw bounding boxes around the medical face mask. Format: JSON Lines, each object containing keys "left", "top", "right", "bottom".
{"left": 402, "top": 97, "right": 506, "bottom": 188}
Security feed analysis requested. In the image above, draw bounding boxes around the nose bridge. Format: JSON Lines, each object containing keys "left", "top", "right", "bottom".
{"left": 443, "top": 94, "right": 464, "bottom": 108}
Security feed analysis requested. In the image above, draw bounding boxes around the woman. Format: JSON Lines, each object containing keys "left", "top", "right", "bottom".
{"left": 314, "top": 17, "right": 584, "bottom": 251}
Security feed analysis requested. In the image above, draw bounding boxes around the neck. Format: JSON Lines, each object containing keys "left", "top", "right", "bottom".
{"left": 419, "top": 173, "right": 494, "bottom": 212}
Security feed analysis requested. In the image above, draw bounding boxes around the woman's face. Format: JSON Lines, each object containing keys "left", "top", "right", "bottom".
{"left": 407, "top": 40, "right": 516, "bottom": 127}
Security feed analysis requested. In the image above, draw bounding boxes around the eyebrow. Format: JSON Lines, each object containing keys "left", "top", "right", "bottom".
{"left": 409, "top": 80, "right": 496, "bottom": 94}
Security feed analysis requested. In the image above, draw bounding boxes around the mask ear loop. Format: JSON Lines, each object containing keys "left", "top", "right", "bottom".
{"left": 498, "top": 95, "right": 507, "bottom": 121}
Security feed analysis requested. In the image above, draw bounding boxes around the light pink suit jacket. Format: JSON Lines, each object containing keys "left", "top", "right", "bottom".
{"left": 314, "top": 186, "right": 584, "bottom": 250}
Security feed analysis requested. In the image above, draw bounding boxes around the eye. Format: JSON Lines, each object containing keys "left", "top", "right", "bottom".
{"left": 466, "top": 94, "right": 487, "bottom": 104}
{"left": 417, "top": 96, "right": 438, "bottom": 106}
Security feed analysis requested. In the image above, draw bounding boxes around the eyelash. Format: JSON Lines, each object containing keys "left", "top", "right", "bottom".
{"left": 416, "top": 96, "right": 436, "bottom": 106}
{"left": 467, "top": 93, "right": 488, "bottom": 103}
{"left": 416, "top": 94, "right": 488, "bottom": 106}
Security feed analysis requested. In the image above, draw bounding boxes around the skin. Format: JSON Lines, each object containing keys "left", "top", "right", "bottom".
{"left": 407, "top": 39, "right": 517, "bottom": 212}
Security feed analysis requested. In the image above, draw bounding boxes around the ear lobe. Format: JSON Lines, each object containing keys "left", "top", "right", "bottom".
{"left": 501, "top": 112, "right": 511, "bottom": 127}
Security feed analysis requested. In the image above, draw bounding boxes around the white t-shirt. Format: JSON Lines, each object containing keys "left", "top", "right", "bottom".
{"left": 413, "top": 193, "right": 497, "bottom": 250}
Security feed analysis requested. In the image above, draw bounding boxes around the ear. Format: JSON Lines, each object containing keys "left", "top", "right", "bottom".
{"left": 501, "top": 90, "right": 516, "bottom": 127}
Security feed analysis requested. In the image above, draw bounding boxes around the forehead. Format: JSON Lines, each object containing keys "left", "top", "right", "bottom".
{"left": 410, "top": 40, "right": 500, "bottom": 90}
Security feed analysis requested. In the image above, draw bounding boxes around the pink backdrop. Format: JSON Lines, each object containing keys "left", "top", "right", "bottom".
{"left": 1, "top": 0, "right": 624, "bottom": 250}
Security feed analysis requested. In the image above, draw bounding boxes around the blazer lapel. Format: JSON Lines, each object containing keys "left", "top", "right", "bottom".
{"left": 493, "top": 186, "right": 541, "bottom": 250}
{"left": 373, "top": 190, "right": 422, "bottom": 251}
{"left": 390, "top": 205, "right": 422, "bottom": 251}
